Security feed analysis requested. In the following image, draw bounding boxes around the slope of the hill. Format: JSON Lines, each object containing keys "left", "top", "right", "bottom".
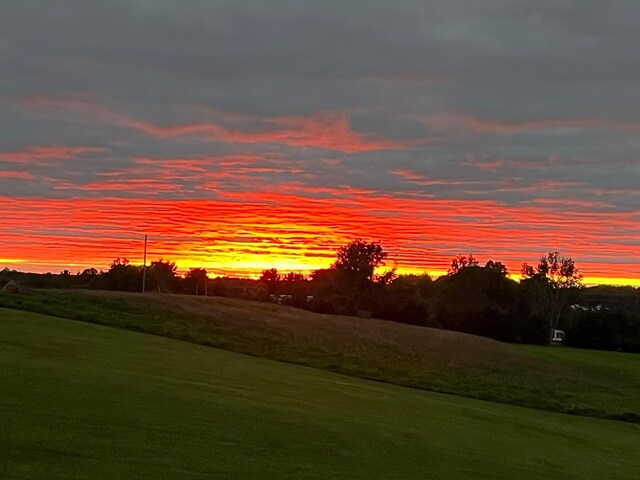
{"left": 1, "top": 308, "right": 639, "bottom": 480}
{"left": 1, "top": 289, "right": 639, "bottom": 422}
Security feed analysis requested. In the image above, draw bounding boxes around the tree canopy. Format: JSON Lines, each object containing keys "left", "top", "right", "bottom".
{"left": 331, "top": 238, "right": 388, "bottom": 282}
{"left": 521, "top": 252, "right": 583, "bottom": 340}
{"left": 448, "top": 254, "right": 479, "bottom": 275}
{"left": 521, "top": 251, "right": 583, "bottom": 288}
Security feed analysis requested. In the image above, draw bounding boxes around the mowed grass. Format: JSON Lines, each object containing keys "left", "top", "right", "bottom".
{"left": 1, "top": 289, "right": 640, "bottom": 423}
{"left": 1, "top": 308, "right": 639, "bottom": 480}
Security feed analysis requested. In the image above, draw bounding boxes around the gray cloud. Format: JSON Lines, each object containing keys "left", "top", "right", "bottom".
{"left": 1, "top": 0, "right": 639, "bottom": 214}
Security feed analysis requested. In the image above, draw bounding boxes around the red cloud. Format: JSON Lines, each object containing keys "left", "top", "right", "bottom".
{"left": 463, "top": 157, "right": 543, "bottom": 172}
{"left": 390, "top": 169, "right": 481, "bottom": 187}
{"left": 21, "top": 98, "right": 417, "bottom": 153}
{"left": 0, "top": 171, "right": 35, "bottom": 179}
{"left": 0, "top": 146, "right": 105, "bottom": 164}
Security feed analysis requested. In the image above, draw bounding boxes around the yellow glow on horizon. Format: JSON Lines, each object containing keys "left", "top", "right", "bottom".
{"left": 173, "top": 260, "right": 447, "bottom": 279}
{"left": 582, "top": 276, "right": 640, "bottom": 287}
{"left": 132, "top": 257, "right": 640, "bottom": 286}
{"left": 0, "top": 258, "right": 26, "bottom": 264}
{"left": 173, "top": 255, "right": 333, "bottom": 278}
{"left": 396, "top": 267, "right": 446, "bottom": 278}
{"left": 2, "top": 255, "right": 639, "bottom": 287}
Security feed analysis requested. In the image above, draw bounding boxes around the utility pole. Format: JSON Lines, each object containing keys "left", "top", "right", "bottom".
{"left": 142, "top": 234, "right": 148, "bottom": 293}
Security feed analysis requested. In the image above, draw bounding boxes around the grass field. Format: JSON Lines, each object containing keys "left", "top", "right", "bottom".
{"left": 1, "top": 290, "right": 639, "bottom": 424}
{"left": 2, "top": 289, "right": 640, "bottom": 423}
{"left": 1, "top": 307, "right": 639, "bottom": 479}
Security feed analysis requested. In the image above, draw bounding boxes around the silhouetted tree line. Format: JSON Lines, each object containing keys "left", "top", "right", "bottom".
{"left": 1, "top": 259, "right": 204, "bottom": 295}
{"left": 259, "top": 242, "right": 639, "bottom": 351}
{"left": 1, "top": 240, "right": 639, "bottom": 352}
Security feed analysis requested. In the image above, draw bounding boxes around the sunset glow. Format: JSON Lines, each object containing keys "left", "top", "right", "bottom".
{"left": 1, "top": 2, "right": 639, "bottom": 286}
{"left": 1, "top": 192, "right": 638, "bottom": 285}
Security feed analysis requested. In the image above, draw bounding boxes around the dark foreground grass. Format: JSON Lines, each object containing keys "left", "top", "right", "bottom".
{"left": 1, "top": 308, "right": 639, "bottom": 479}
{"left": 1, "top": 289, "right": 639, "bottom": 423}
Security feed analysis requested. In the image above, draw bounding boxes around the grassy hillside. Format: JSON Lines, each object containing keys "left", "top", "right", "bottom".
{"left": 1, "top": 289, "right": 639, "bottom": 422}
{"left": 1, "top": 308, "right": 639, "bottom": 479}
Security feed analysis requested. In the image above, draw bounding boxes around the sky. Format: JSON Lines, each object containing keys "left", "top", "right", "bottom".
{"left": 0, "top": 0, "right": 639, "bottom": 285}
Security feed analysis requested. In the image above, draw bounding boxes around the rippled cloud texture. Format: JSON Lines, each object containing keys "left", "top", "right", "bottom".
{"left": 1, "top": 1, "right": 639, "bottom": 283}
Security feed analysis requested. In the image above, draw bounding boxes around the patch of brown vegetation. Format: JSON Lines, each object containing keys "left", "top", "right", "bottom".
{"left": 82, "top": 290, "right": 547, "bottom": 378}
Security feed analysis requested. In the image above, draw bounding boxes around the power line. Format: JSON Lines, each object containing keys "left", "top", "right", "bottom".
{"left": 142, "top": 235, "right": 147, "bottom": 293}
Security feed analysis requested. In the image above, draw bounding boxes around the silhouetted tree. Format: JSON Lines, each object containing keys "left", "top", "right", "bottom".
{"left": 485, "top": 260, "right": 509, "bottom": 276}
{"left": 332, "top": 238, "right": 389, "bottom": 285}
{"left": 307, "top": 269, "right": 342, "bottom": 313}
{"left": 283, "top": 272, "right": 306, "bottom": 283}
{"left": 448, "top": 254, "right": 479, "bottom": 275}
{"left": 148, "top": 260, "right": 178, "bottom": 293}
{"left": 429, "top": 266, "right": 539, "bottom": 342}
{"left": 374, "top": 268, "right": 398, "bottom": 286}
{"left": 281, "top": 272, "right": 310, "bottom": 307}
{"left": 104, "top": 258, "right": 142, "bottom": 291}
{"left": 185, "top": 268, "right": 208, "bottom": 295}
{"left": 373, "top": 274, "right": 432, "bottom": 325}
{"left": 80, "top": 268, "right": 98, "bottom": 277}
{"left": 259, "top": 268, "right": 281, "bottom": 295}
{"left": 301, "top": 239, "right": 392, "bottom": 315}
{"left": 521, "top": 251, "right": 583, "bottom": 340}
{"left": 74, "top": 267, "right": 99, "bottom": 288}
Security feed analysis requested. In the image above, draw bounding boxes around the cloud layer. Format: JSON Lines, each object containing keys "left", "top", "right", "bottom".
{"left": 1, "top": 1, "right": 638, "bottom": 283}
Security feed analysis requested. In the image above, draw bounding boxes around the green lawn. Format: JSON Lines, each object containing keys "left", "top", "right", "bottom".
{"left": 516, "top": 344, "right": 640, "bottom": 421}
{"left": 1, "top": 290, "right": 639, "bottom": 423}
{"left": 1, "top": 308, "right": 639, "bottom": 479}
